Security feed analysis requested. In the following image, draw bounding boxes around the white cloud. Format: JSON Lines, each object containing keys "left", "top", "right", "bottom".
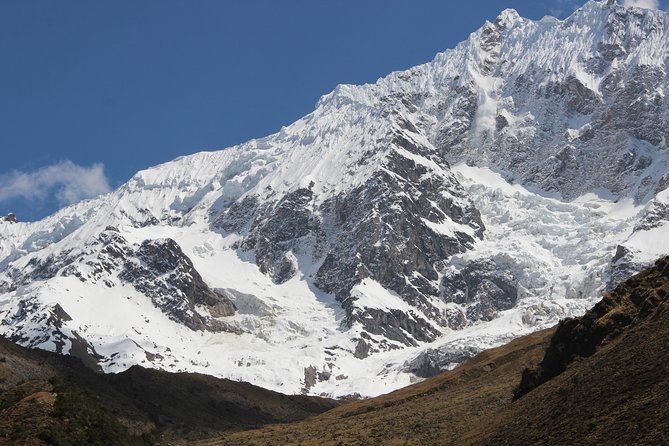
{"left": 0, "top": 161, "right": 112, "bottom": 207}
{"left": 623, "top": 0, "right": 660, "bottom": 9}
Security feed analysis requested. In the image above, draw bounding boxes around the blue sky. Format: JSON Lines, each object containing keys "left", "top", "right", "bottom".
{"left": 1, "top": 0, "right": 667, "bottom": 220}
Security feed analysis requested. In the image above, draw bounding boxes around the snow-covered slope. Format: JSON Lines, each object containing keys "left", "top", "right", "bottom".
{"left": 1, "top": 0, "right": 668, "bottom": 397}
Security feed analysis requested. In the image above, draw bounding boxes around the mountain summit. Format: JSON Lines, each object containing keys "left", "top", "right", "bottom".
{"left": 1, "top": 0, "right": 668, "bottom": 397}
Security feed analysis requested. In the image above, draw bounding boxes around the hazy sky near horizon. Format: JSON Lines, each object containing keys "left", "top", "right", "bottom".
{"left": 1, "top": 0, "right": 667, "bottom": 220}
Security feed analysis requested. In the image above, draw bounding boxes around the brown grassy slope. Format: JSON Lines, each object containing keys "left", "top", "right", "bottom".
{"left": 0, "top": 338, "right": 337, "bottom": 445}
{"left": 199, "top": 328, "right": 554, "bottom": 446}
{"left": 106, "top": 366, "right": 338, "bottom": 442}
{"left": 204, "top": 256, "right": 669, "bottom": 446}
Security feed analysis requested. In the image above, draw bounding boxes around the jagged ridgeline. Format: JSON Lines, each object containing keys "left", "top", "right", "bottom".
{"left": 1, "top": 0, "right": 668, "bottom": 397}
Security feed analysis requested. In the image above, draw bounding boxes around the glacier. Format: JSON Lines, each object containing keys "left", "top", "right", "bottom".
{"left": 1, "top": 0, "right": 669, "bottom": 397}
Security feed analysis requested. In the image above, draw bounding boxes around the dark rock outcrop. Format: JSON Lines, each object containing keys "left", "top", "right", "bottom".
{"left": 405, "top": 344, "right": 481, "bottom": 378}
{"left": 120, "top": 238, "right": 236, "bottom": 331}
{"left": 0, "top": 229, "right": 235, "bottom": 356}
{"left": 442, "top": 258, "right": 519, "bottom": 323}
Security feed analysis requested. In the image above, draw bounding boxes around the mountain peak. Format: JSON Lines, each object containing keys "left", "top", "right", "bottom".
{"left": 495, "top": 8, "right": 521, "bottom": 28}
{"left": 1, "top": 0, "right": 668, "bottom": 398}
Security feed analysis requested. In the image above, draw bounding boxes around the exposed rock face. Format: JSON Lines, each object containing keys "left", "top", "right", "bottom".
{"left": 240, "top": 186, "right": 321, "bottom": 285}
{"left": 0, "top": 228, "right": 235, "bottom": 351}
{"left": 442, "top": 258, "right": 518, "bottom": 323}
{"left": 609, "top": 245, "right": 638, "bottom": 290}
{"left": 4, "top": 302, "right": 72, "bottom": 352}
{"left": 608, "top": 187, "right": 669, "bottom": 289}
{"left": 0, "top": 251, "right": 75, "bottom": 293}
{"left": 120, "top": 238, "right": 236, "bottom": 331}
{"left": 313, "top": 140, "right": 483, "bottom": 348}
{"left": 404, "top": 344, "right": 482, "bottom": 378}
{"left": 633, "top": 197, "right": 669, "bottom": 233}
{"left": 423, "top": 2, "right": 669, "bottom": 204}
{"left": 215, "top": 121, "right": 485, "bottom": 352}
{"left": 3, "top": 213, "right": 17, "bottom": 223}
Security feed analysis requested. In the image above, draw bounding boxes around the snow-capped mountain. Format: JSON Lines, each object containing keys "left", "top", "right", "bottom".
{"left": 1, "top": 0, "right": 668, "bottom": 397}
